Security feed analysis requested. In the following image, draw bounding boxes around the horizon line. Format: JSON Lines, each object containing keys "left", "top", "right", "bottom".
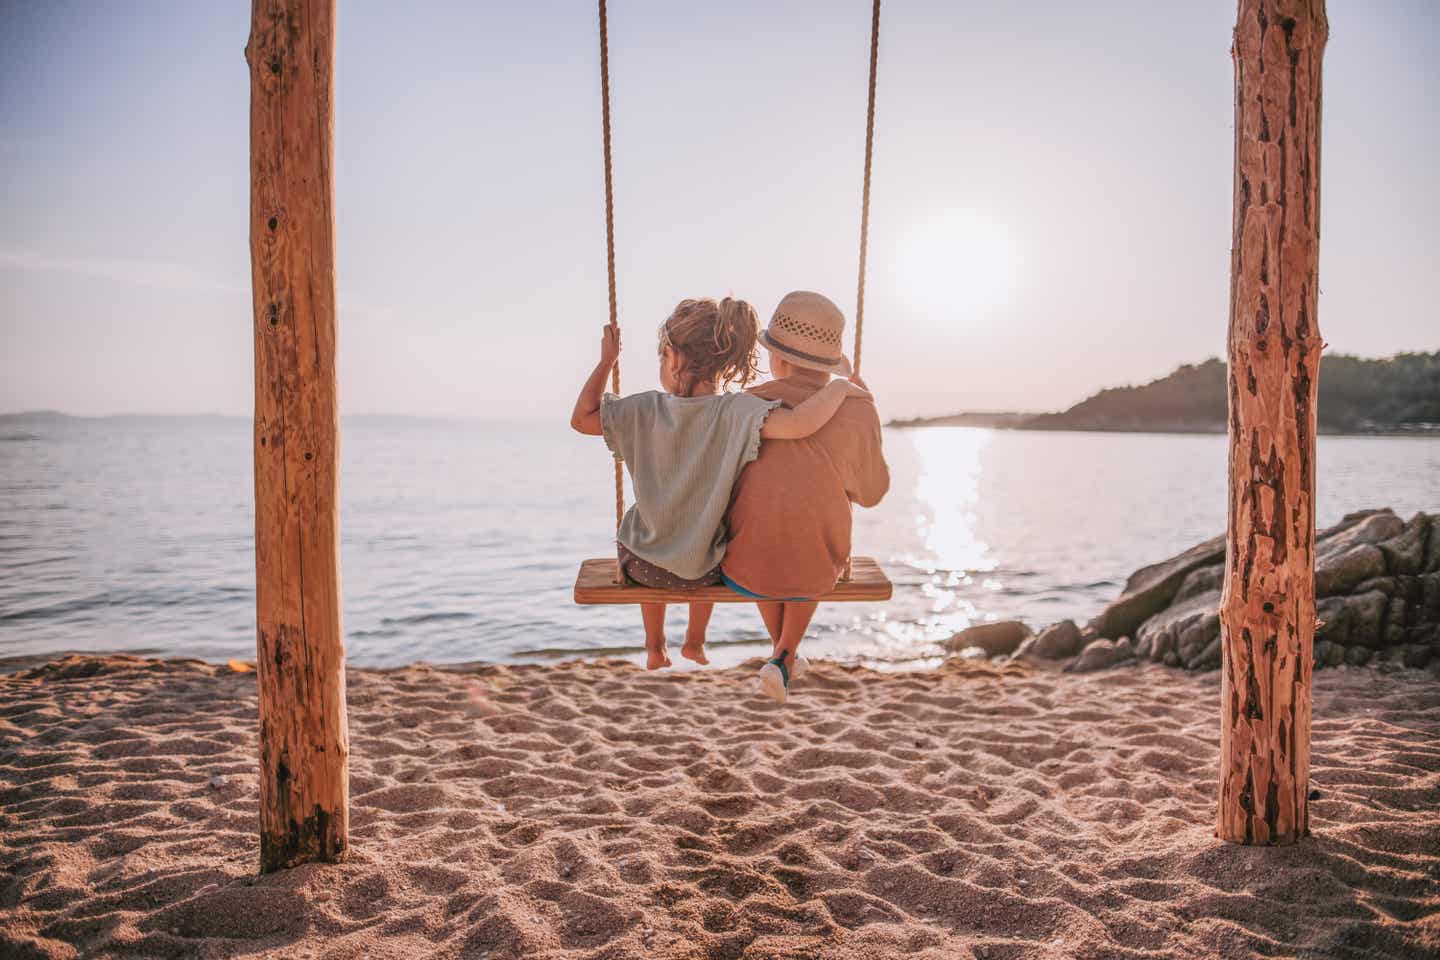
{"left": 5, "top": 347, "right": 1434, "bottom": 425}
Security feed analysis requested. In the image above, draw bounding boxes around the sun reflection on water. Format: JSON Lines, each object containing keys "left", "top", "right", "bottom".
{"left": 908, "top": 427, "right": 996, "bottom": 577}
{"left": 827, "top": 427, "right": 1010, "bottom": 664}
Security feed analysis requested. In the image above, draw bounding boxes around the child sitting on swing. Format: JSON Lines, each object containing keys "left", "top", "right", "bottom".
{"left": 571, "top": 297, "right": 870, "bottom": 670}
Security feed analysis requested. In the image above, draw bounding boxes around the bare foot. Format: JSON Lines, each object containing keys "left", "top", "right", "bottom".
{"left": 680, "top": 636, "right": 709, "bottom": 666}
{"left": 646, "top": 646, "right": 671, "bottom": 670}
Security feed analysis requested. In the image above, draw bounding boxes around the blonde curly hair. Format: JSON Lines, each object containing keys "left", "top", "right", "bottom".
{"left": 658, "top": 297, "right": 761, "bottom": 395}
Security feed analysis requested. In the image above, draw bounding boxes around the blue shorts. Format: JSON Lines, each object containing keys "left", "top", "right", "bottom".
{"left": 721, "top": 572, "right": 812, "bottom": 602}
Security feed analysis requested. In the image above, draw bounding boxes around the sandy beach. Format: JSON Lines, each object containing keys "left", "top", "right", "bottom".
{"left": 2, "top": 654, "right": 1437, "bottom": 959}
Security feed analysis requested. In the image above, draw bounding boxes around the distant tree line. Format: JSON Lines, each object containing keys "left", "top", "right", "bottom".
{"left": 1014, "top": 352, "right": 1440, "bottom": 434}
{"left": 1023, "top": 359, "right": 1228, "bottom": 432}
{"left": 1318, "top": 352, "right": 1440, "bottom": 430}
{"left": 892, "top": 352, "right": 1434, "bottom": 434}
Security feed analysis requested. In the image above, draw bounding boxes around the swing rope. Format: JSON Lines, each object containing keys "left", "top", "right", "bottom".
{"left": 597, "top": 0, "right": 624, "bottom": 580}
{"left": 595, "top": 0, "right": 880, "bottom": 584}
{"left": 853, "top": 0, "right": 880, "bottom": 380}
{"left": 843, "top": 0, "right": 881, "bottom": 582}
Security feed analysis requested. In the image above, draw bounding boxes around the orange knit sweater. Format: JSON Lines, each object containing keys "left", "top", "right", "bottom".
{"left": 721, "top": 375, "right": 890, "bottom": 598}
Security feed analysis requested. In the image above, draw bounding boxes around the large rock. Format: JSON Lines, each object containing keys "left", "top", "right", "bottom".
{"left": 1178, "top": 615, "right": 1222, "bottom": 666}
{"left": 1353, "top": 576, "right": 1399, "bottom": 597}
{"left": 1174, "top": 564, "right": 1225, "bottom": 604}
{"left": 1314, "top": 544, "right": 1386, "bottom": 596}
{"left": 1317, "top": 509, "right": 1405, "bottom": 558}
{"left": 1380, "top": 514, "right": 1430, "bottom": 576}
{"left": 1315, "top": 596, "right": 1351, "bottom": 646}
{"left": 1315, "top": 590, "right": 1387, "bottom": 649}
{"left": 1314, "top": 639, "right": 1345, "bottom": 669}
{"left": 1426, "top": 520, "right": 1440, "bottom": 574}
{"left": 1069, "top": 638, "right": 1123, "bottom": 673}
{"left": 1134, "top": 589, "right": 1220, "bottom": 665}
{"left": 1029, "top": 620, "right": 1083, "bottom": 659}
{"left": 1403, "top": 645, "right": 1433, "bottom": 669}
{"left": 1319, "top": 508, "right": 1385, "bottom": 538}
{"left": 1094, "top": 508, "right": 1438, "bottom": 675}
{"left": 1386, "top": 596, "right": 1407, "bottom": 647}
{"left": 1344, "top": 645, "right": 1372, "bottom": 666}
{"left": 943, "top": 620, "right": 1031, "bottom": 657}
{"left": 1149, "top": 626, "right": 1178, "bottom": 664}
{"left": 1345, "top": 590, "right": 1388, "bottom": 648}
{"left": 1088, "top": 534, "right": 1225, "bottom": 639}
{"left": 1423, "top": 572, "right": 1440, "bottom": 619}
{"left": 1188, "top": 635, "right": 1222, "bottom": 671}
{"left": 1312, "top": 510, "right": 1404, "bottom": 596}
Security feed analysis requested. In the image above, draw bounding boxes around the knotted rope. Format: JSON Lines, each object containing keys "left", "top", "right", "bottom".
{"left": 853, "top": 0, "right": 880, "bottom": 380}
{"left": 844, "top": 0, "right": 882, "bottom": 582}
{"left": 598, "top": 0, "right": 624, "bottom": 581}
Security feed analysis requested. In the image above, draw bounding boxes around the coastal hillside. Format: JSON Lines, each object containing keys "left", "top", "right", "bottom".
{"left": 1021, "top": 358, "right": 1227, "bottom": 433}
{"left": 896, "top": 352, "right": 1440, "bottom": 434}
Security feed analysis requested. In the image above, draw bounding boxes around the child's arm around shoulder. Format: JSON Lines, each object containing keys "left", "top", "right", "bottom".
{"left": 759, "top": 378, "right": 872, "bottom": 440}
{"left": 570, "top": 326, "right": 621, "bottom": 436}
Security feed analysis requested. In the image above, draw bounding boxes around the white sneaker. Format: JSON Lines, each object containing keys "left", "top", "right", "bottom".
{"left": 758, "top": 651, "right": 807, "bottom": 705}
{"left": 790, "top": 655, "right": 811, "bottom": 684}
{"left": 758, "top": 660, "right": 787, "bottom": 704}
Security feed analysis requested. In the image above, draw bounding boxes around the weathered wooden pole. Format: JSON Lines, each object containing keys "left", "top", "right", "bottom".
{"left": 245, "top": 0, "right": 349, "bottom": 872}
{"left": 1217, "top": 0, "right": 1327, "bottom": 845}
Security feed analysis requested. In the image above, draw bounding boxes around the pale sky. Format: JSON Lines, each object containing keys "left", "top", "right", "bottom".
{"left": 2, "top": 1, "right": 1436, "bottom": 419}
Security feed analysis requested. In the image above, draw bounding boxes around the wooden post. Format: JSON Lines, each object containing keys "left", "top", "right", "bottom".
{"left": 245, "top": 0, "right": 349, "bottom": 872}
{"left": 1217, "top": 0, "right": 1327, "bottom": 846}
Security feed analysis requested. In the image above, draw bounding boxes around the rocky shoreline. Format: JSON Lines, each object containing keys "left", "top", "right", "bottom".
{"left": 944, "top": 507, "right": 1440, "bottom": 677}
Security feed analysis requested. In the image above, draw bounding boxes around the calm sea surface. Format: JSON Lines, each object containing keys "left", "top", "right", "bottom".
{"left": 1, "top": 416, "right": 1435, "bottom": 670}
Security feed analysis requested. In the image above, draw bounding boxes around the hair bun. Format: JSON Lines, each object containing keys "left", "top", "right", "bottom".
{"left": 661, "top": 297, "right": 761, "bottom": 393}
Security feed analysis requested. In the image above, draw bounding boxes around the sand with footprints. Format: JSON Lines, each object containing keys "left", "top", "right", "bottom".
{"left": 2, "top": 654, "right": 1437, "bottom": 959}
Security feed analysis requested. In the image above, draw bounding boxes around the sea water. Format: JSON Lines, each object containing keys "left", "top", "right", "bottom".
{"left": 1, "top": 415, "right": 1435, "bottom": 670}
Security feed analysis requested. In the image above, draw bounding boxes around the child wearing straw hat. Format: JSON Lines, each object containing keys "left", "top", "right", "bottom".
{"left": 722, "top": 291, "right": 891, "bottom": 703}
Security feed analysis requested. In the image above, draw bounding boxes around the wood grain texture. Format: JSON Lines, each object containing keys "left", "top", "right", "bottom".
{"left": 1218, "top": 0, "right": 1327, "bottom": 845}
{"left": 245, "top": 0, "right": 349, "bottom": 872}
{"left": 575, "top": 557, "right": 892, "bottom": 604}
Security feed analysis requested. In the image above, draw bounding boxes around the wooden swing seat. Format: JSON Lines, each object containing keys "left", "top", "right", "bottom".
{"left": 574, "top": 556, "right": 891, "bottom": 604}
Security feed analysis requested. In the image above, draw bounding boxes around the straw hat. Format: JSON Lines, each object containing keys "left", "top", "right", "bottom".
{"left": 759, "top": 291, "right": 852, "bottom": 376}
